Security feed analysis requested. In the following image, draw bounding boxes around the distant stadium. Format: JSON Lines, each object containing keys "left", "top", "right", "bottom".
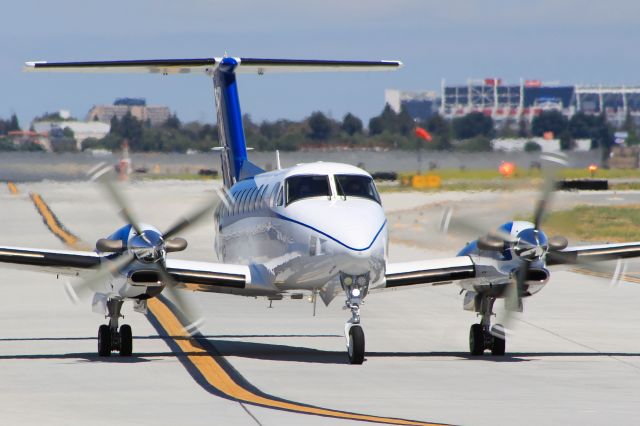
{"left": 386, "top": 79, "right": 640, "bottom": 126}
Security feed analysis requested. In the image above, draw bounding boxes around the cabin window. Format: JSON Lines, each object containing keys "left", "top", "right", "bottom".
{"left": 255, "top": 185, "right": 267, "bottom": 210}
{"left": 276, "top": 186, "right": 284, "bottom": 207}
{"left": 243, "top": 188, "right": 256, "bottom": 214}
{"left": 249, "top": 187, "right": 260, "bottom": 212}
{"left": 334, "top": 174, "right": 381, "bottom": 204}
{"left": 241, "top": 188, "right": 250, "bottom": 214}
{"left": 286, "top": 175, "right": 331, "bottom": 205}
{"left": 271, "top": 183, "right": 282, "bottom": 207}
{"left": 230, "top": 191, "right": 239, "bottom": 215}
{"left": 234, "top": 190, "right": 247, "bottom": 215}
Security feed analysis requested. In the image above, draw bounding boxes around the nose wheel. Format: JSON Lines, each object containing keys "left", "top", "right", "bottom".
{"left": 343, "top": 300, "right": 365, "bottom": 365}
{"left": 346, "top": 324, "right": 365, "bottom": 364}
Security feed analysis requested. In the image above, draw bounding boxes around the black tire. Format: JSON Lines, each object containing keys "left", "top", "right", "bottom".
{"left": 98, "top": 324, "right": 111, "bottom": 357}
{"left": 469, "top": 324, "right": 485, "bottom": 356}
{"left": 347, "top": 325, "right": 365, "bottom": 365}
{"left": 491, "top": 327, "right": 506, "bottom": 356}
{"left": 119, "top": 324, "right": 133, "bottom": 357}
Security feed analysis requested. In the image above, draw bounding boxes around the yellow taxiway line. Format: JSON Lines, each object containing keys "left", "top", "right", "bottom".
{"left": 29, "top": 192, "right": 89, "bottom": 251}
{"left": 147, "top": 297, "right": 445, "bottom": 425}
{"left": 570, "top": 267, "right": 640, "bottom": 285}
{"left": 7, "top": 182, "right": 19, "bottom": 195}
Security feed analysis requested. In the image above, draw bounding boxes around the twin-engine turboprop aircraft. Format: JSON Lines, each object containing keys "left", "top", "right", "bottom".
{"left": 1, "top": 56, "right": 640, "bottom": 363}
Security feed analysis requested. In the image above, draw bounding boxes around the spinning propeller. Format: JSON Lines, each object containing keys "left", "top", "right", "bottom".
{"left": 441, "top": 153, "right": 570, "bottom": 337}
{"left": 66, "top": 166, "right": 226, "bottom": 332}
{"left": 497, "top": 166, "right": 568, "bottom": 337}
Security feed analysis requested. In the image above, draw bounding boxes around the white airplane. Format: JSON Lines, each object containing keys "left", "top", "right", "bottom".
{"left": 1, "top": 57, "right": 639, "bottom": 364}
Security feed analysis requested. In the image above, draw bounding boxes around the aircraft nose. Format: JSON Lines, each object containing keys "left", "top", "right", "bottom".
{"left": 324, "top": 203, "right": 386, "bottom": 253}
{"left": 324, "top": 204, "right": 386, "bottom": 275}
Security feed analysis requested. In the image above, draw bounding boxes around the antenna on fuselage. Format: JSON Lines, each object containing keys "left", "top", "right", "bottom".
{"left": 276, "top": 150, "right": 282, "bottom": 170}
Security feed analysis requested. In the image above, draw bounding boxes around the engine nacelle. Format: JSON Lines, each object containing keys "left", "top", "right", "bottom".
{"left": 124, "top": 270, "right": 164, "bottom": 299}
{"left": 524, "top": 268, "right": 550, "bottom": 296}
{"left": 129, "top": 270, "right": 162, "bottom": 286}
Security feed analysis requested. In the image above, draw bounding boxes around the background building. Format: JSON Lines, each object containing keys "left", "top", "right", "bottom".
{"left": 385, "top": 90, "right": 439, "bottom": 121}
{"left": 390, "top": 79, "right": 640, "bottom": 125}
{"left": 87, "top": 98, "right": 171, "bottom": 126}
{"left": 32, "top": 120, "right": 110, "bottom": 150}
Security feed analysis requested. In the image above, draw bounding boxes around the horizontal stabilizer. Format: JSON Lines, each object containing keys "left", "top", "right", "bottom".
{"left": 24, "top": 58, "right": 217, "bottom": 74}
{"left": 24, "top": 57, "right": 402, "bottom": 75}
{"left": 234, "top": 58, "right": 402, "bottom": 74}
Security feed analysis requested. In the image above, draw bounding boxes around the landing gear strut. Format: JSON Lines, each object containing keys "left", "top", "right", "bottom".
{"left": 342, "top": 273, "right": 368, "bottom": 365}
{"left": 469, "top": 296, "right": 505, "bottom": 356}
{"left": 98, "top": 299, "right": 133, "bottom": 357}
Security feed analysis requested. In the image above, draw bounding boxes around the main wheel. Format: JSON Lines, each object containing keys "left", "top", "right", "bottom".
{"left": 469, "top": 324, "right": 485, "bottom": 356}
{"left": 347, "top": 325, "right": 365, "bottom": 365}
{"left": 119, "top": 324, "right": 133, "bottom": 357}
{"left": 98, "top": 324, "right": 111, "bottom": 357}
{"left": 491, "top": 326, "right": 506, "bottom": 356}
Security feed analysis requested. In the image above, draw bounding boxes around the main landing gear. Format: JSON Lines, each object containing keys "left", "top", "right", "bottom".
{"left": 98, "top": 299, "right": 133, "bottom": 357}
{"left": 469, "top": 296, "right": 505, "bottom": 356}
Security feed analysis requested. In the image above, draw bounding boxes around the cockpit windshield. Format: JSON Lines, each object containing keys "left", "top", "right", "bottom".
{"left": 335, "top": 174, "right": 381, "bottom": 204}
{"left": 286, "top": 175, "right": 331, "bottom": 205}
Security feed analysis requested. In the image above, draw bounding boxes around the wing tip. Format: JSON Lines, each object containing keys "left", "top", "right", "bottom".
{"left": 23, "top": 61, "right": 46, "bottom": 72}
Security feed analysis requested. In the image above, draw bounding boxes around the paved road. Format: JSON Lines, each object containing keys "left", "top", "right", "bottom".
{"left": 1, "top": 181, "right": 640, "bottom": 425}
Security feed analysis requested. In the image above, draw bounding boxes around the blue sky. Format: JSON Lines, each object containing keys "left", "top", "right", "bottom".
{"left": 1, "top": 1, "right": 638, "bottom": 126}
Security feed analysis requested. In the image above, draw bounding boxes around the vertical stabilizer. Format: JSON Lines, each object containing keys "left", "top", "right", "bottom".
{"left": 214, "top": 58, "right": 251, "bottom": 187}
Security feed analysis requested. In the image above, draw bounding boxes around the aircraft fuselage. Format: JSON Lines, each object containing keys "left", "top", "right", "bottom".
{"left": 214, "top": 162, "right": 387, "bottom": 300}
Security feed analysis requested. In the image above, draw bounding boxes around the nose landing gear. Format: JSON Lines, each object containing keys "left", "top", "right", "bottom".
{"left": 341, "top": 273, "right": 369, "bottom": 365}
{"left": 345, "top": 301, "right": 365, "bottom": 364}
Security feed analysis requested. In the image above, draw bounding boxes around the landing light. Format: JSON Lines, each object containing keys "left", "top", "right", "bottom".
{"left": 351, "top": 288, "right": 361, "bottom": 297}
{"left": 343, "top": 276, "right": 353, "bottom": 286}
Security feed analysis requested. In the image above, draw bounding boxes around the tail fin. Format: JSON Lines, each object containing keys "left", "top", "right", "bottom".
{"left": 213, "top": 57, "right": 264, "bottom": 187}
{"left": 25, "top": 57, "right": 402, "bottom": 187}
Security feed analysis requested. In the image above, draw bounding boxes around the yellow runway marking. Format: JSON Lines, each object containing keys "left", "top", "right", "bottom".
{"left": 19, "top": 182, "right": 447, "bottom": 426}
{"left": 29, "top": 192, "right": 89, "bottom": 251}
{"left": 570, "top": 267, "right": 640, "bottom": 285}
{"left": 7, "top": 182, "right": 18, "bottom": 195}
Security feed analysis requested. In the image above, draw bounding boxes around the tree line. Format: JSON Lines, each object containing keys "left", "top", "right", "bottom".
{"left": 0, "top": 106, "right": 635, "bottom": 153}
{"left": 0, "top": 114, "right": 44, "bottom": 151}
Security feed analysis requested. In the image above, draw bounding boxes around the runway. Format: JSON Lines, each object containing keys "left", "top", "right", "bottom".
{"left": 1, "top": 181, "right": 640, "bottom": 425}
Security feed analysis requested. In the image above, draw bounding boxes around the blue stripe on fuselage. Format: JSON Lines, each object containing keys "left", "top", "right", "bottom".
{"left": 274, "top": 213, "right": 387, "bottom": 252}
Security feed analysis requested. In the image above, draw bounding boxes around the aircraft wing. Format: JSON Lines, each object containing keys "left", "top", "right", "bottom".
{"left": 0, "top": 245, "right": 100, "bottom": 276}
{"left": 383, "top": 256, "right": 476, "bottom": 290}
{"left": 0, "top": 247, "right": 261, "bottom": 294}
{"left": 546, "top": 242, "right": 640, "bottom": 265}
{"left": 165, "top": 259, "right": 252, "bottom": 294}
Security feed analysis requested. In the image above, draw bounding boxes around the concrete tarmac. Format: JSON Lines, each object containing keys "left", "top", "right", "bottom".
{"left": 1, "top": 181, "right": 640, "bottom": 425}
